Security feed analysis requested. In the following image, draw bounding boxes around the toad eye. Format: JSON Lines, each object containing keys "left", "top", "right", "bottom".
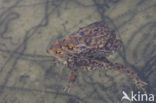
{"left": 55, "top": 49, "right": 62, "bottom": 54}
{"left": 67, "top": 45, "right": 73, "bottom": 50}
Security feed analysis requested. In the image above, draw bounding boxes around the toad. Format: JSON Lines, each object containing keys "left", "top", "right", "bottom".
{"left": 47, "top": 21, "right": 147, "bottom": 92}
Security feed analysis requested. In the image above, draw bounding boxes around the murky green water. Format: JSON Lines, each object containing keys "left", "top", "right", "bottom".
{"left": 0, "top": 0, "right": 155, "bottom": 103}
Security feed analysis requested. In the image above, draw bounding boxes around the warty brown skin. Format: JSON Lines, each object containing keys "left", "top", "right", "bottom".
{"left": 48, "top": 21, "right": 147, "bottom": 92}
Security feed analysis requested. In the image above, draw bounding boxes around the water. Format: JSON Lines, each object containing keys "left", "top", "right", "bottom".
{"left": 0, "top": 0, "right": 155, "bottom": 103}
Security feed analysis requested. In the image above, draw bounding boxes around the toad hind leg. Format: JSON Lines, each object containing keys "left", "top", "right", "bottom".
{"left": 86, "top": 59, "right": 147, "bottom": 93}
{"left": 92, "top": 59, "right": 147, "bottom": 93}
{"left": 111, "top": 63, "right": 147, "bottom": 93}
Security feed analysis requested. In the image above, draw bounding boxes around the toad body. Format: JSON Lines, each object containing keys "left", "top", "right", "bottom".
{"left": 48, "top": 21, "right": 147, "bottom": 92}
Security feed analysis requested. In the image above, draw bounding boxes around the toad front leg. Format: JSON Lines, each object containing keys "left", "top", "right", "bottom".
{"left": 64, "top": 68, "right": 78, "bottom": 92}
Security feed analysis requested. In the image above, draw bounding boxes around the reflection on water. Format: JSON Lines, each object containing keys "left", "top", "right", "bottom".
{"left": 0, "top": 0, "right": 155, "bottom": 103}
